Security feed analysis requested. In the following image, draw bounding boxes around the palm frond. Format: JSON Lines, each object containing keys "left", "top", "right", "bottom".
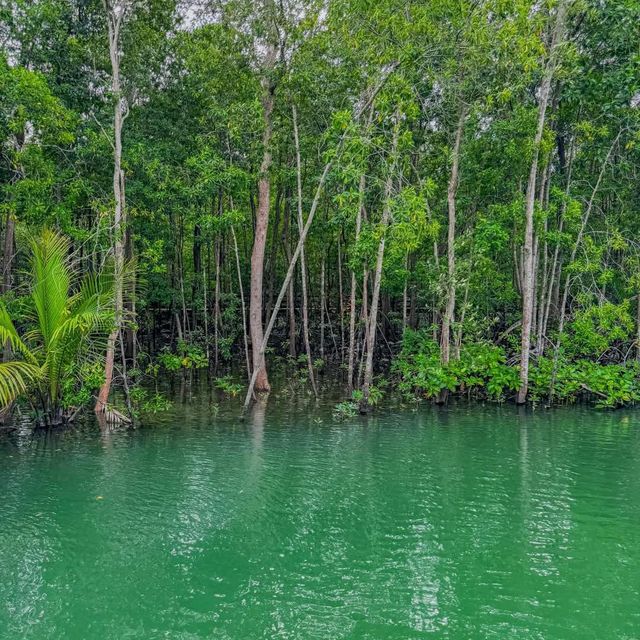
{"left": 69, "top": 270, "right": 114, "bottom": 317}
{"left": 30, "top": 229, "right": 71, "bottom": 349}
{"left": 1, "top": 229, "right": 117, "bottom": 417}
{"left": 47, "top": 312, "right": 113, "bottom": 400}
{"left": 0, "top": 361, "right": 42, "bottom": 408}
{"left": 0, "top": 303, "right": 37, "bottom": 364}
{"left": 51, "top": 311, "right": 114, "bottom": 346}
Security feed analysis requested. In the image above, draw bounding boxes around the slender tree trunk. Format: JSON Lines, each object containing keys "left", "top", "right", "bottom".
{"left": 337, "top": 237, "right": 345, "bottom": 364}
{"left": 535, "top": 160, "right": 551, "bottom": 355}
{"left": 454, "top": 272, "right": 470, "bottom": 358}
{"left": 213, "top": 236, "right": 221, "bottom": 372}
{"left": 265, "top": 187, "right": 282, "bottom": 321}
{"left": 517, "top": 0, "right": 567, "bottom": 404}
{"left": 292, "top": 105, "right": 317, "bottom": 397}
{"left": 361, "top": 114, "right": 401, "bottom": 410}
{"left": 325, "top": 296, "right": 340, "bottom": 360}
{"left": 231, "top": 225, "right": 251, "bottom": 382}
{"left": 124, "top": 226, "right": 136, "bottom": 364}
{"left": 283, "top": 201, "right": 296, "bottom": 358}
{"left": 548, "top": 130, "right": 621, "bottom": 401}
{"left": 96, "top": 2, "right": 127, "bottom": 415}
{"left": 193, "top": 222, "right": 202, "bottom": 331}
{"left": 241, "top": 66, "right": 399, "bottom": 413}
{"left": 636, "top": 292, "right": 640, "bottom": 362}
{"left": 542, "top": 139, "right": 574, "bottom": 342}
{"left": 203, "top": 258, "right": 210, "bottom": 363}
{"left": 347, "top": 104, "right": 374, "bottom": 394}
{"left": 402, "top": 252, "right": 409, "bottom": 333}
{"left": 440, "top": 107, "right": 465, "bottom": 366}
{"left": 320, "top": 255, "right": 326, "bottom": 361}
{"left": 347, "top": 174, "right": 366, "bottom": 394}
{"left": 1, "top": 212, "right": 14, "bottom": 295}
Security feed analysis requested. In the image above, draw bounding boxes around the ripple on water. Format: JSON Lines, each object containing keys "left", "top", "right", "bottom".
{"left": 1, "top": 403, "right": 639, "bottom": 639}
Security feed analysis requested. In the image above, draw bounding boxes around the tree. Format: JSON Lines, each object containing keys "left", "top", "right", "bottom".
{"left": 0, "top": 230, "right": 113, "bottom": 425}
{"left": 95, "top": 0, "right": 129, "bottom": 414}
{"left": 517, "top": 0, "right": 568, "bottom": 404}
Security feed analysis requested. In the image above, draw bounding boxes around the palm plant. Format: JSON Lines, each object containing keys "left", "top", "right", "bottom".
{"left": 0, "top": 230, "right": 114, "bottom": 425}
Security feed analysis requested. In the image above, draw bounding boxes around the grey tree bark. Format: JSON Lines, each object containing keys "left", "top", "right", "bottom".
{"left": 96, "top": 0, "right": 128, "bottom": 416}
{"left": 440, "top": 107, "right": 466, "bottom": 366}
{"left": 517, "top": 0, "right": 567, "bottom": 404}
{"left": 361, "top": 113, "right": 401, "bottom": 410}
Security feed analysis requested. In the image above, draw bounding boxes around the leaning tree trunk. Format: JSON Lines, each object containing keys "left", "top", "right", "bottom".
{"left": 241, "top": 65, "right": 399, "bottom": 414}
{"left": 231, "top": 225, "right": 251, "bottom": 382}
{"left": 517, "top": 0, "right": 567, "bottom": 404}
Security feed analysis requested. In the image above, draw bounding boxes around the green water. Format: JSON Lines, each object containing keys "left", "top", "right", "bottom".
{"left": 1, "top": 400, "right": 640, "bottom": 639}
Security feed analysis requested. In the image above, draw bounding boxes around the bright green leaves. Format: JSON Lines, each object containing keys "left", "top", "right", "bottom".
{"left": 0, "top": 361, "right": 43, "bottom": 409}
{"left": 0, "top": 230, "right": 114, "bottom": 417}
{"left": 394, "top": 329, "right": 519, "bottom": 401}
{"left": 566, "top": 301, "right": 634, "bottom": 359}
{"left": 0, "top": 57, "right": 75, "bottom": 144}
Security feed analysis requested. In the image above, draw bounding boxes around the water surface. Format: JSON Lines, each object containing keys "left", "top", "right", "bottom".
{"left": 1, "top": 398, "right": 639, "bottom": 639}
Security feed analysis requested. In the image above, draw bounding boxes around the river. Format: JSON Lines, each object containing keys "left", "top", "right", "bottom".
{"left": 1, "top": 399, "right": 639, "bottom": 638}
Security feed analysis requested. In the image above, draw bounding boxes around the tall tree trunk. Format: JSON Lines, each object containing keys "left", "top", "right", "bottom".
{"left": 193, "top": 222, "right": 202, "bottom": 331}
{"left": 231, "top": 225, "right": 251, "bottom": 382}
{"left": 291, "top": 106, "right": 318, "bottom": 396}
{"left": 241, "top": 65, "right": 399, "bottom": 413}
{"left": 361, "top": 113, "right": 400, "bottom": 410}
{"left": 203, "top": 253, "right": 210, "bottom": 363}
{"left": 96, "top": 1, "right": 127, "bottom": 415}
{"left": 636, "top": 293, "right": 640, "bottom": 362}
{"left": 283, "top": 198, "right": 296, "bottom": 358}
{"left": 320, "top": 255, "right": 326, "bottom": 361}
{"left": 265, "top": 186, "right": 282, "bottom": 321}
{"left": 548, "top": 130, "right": 621, "bottom": 401}
{"left": 213, "top": 236, "right": 221, "bottom": 372}
{"left": 402, "top": 252, "right": 409, "bottom": 333}
{"left": 517, "top": 0, "right": 567, "bottom": 404}
{"left": 1, "top": 212, "right": 14, "bottom": 295}
{"left": 337, "top": 237, "right": 345, "bottom": 364}
{"left": 347, "top": 173, "right": 367, "bottom": 394}
{"left": 249, "top": 54, "right": 276, "bottom": 394}
{"left": 535, "top": 159, "right": 551, "bottom": 355}
{"left": 542, "top": 137, "right": 574, "bottom": 343}
{"left": 124, "top": 225, "right": 136, "bottom": 363}
{"left": 440, "top": 107, "right": 466, "bottom": 366}
{"left": 347, "top": 104, "right": 374, "bottom": 394}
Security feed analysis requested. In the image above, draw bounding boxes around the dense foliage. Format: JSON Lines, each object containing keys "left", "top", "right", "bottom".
{"left": 1, "top": 0, "right": 639, "bottom": 422}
